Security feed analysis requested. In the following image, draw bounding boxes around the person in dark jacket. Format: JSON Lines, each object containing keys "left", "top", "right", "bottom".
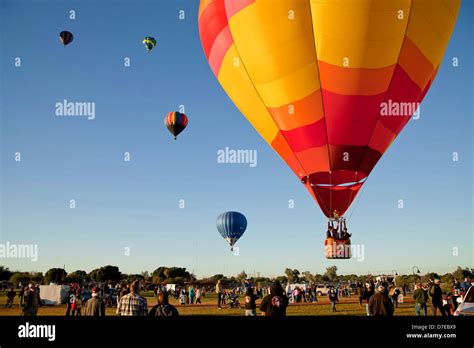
{"left": 328, "top": 288, "right": 338, "bottom": 312}
{"left": 429, "top": 279, "right": 447, "bottom": 316}
{"left": 244, "top": 287, "right": 257, "bottom": 316}
{"left": 368, "top": 285, "right": 394, "bottom": 316}
{"left": 362, "top": 281, "right": 375, "bottom": 316}
{"left": 84, "top": 287, "right": 105, "bottom": 316}
{"left": 356, "top": 282, "right": 364, "bottom": 306}
{"left": 413, "top": 283, "right": 428, "bottom": 316}
{"left": 5, "top": 288, "right": 15, "bottom": 308}
{"left": 259, "top": 281, "right": 288, "bottom": 317}
{"left": 149, "top": 292, "right": 179, "bottom": 316}
{"left": 22, "top": 283, "right": 41, "bottom": 316}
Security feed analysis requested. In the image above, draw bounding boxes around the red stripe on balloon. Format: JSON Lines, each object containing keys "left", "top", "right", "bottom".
{"left": 224, "top": 0, "right": 255, "bottom": 19}
{"left": 198, "top": 0, "right": 228, "bottom": 59}
{"left": 209, "top": 25, "right": 233, "bottom": 77}
{"left": 280, "top": 119, "right": 328, "bottom": 152}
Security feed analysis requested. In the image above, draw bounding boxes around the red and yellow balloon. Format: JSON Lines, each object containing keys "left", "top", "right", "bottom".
{"left": 199, "top": 0, "right": 460, "bottom": 219}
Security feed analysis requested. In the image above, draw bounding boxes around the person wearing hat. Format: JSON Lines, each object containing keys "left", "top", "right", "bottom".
{"left": 368, "top": 285, "right": 394, "bottom": 316}
{"left": 429, "top": 278, "right": 447, "bottom": 316}
{"left": 84, "top": 287, "right": 106, "bottom": 316}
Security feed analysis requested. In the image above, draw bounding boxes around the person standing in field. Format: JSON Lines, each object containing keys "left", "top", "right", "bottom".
{"left": 72, "top": 288, "right": 82, "bottom": 316}
{"left": 18, "top": 286, "right": 26, "bottom": 308}
{"left": 362, "top": 281, "right": 375, "bottom": 316}
{"left": 259, "top": 281, "right": 289, "bottom": 317}
{"left": 328, "top": 288, "right": 338, "bottom": 312}
{"left": 368, "top": 285, "right": 394, "bottom": 316}
{"left": 357, "top": 282, "right": 364, "bottom": 307}
{"left": 429, "top": 279, "right": 447, "bottom": 316}
{"left": 195, "top": 287, "right": 202, "bottom": 304}
{"left": 413, "top": 283, "right": 428, "bottom": 316}
{"left": 189, "top": 286, "right": 195, "bottom": 304}
{"left": 149, "top": 292, "right": 179, "bottom": 317}
{"left": 22, "top": 283, "right": 41, "bottom": 316}
{"left": 5, "top": 288, "right": 15, "bottom": 308}
{"left": 216, "top": 279, "right": 223, "bottom": 309}
{"left": 116, "top": 281, "right": 148, "bottom": 316}
{"left": 84, "top": 287, "right": 106, "bottom": 316}
{"left": 244, "top": 287, "right": 257, "bottom": 316}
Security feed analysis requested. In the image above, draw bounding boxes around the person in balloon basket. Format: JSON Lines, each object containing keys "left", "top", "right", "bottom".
{"left": 428, "top": 279, "right": 447, "bottom": 316}
{"left": 84, "top": 287, "right": 106, "bottom": 316}
{"left": 116, "top": 280, "right": 148, "bottom": 316}
{"left": 149, "top": 292, "right": 179, "bottom": 317}
{"left": 368, "top": 285, "right": 394, "bottom": 316}
{"left": 244, "top": 287, "right": 257, "bottom": 316}
{"left": 259, "top": 281, "right": 289, "bottom": 317}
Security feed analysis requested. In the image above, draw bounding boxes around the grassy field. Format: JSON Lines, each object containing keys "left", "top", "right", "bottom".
{"left": 0, "top": 291, "right": 419, "bottom": 316}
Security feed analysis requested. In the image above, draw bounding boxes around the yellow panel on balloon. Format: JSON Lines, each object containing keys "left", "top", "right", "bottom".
{"left": 406, "top": 0, "right": 460, "bottom": 68}
{"left": 310, "top": 0, "right": 411, "bottom": 69}
{"left": 227, "top": 0, "right": 320, "bottom": 107}
{"left": 217, "top": 44, "right": 279, "bottom": 145}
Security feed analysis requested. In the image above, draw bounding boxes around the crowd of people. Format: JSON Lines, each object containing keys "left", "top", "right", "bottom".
{"left": 3, "top": 276, "right": 472, "bottom": 317}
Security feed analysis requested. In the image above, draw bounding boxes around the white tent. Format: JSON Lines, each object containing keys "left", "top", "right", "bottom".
{"left": 39, "top": 285, "right": 70, "bottom": 305}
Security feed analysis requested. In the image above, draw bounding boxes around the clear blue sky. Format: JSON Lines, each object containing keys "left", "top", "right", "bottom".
{"left": 1, "top": 0, "right": 472, "bottom": 278}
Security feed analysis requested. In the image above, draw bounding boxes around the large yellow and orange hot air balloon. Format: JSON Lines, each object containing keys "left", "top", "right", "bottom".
{"left": 198, "top": 0, "right": 460, "bottom": 231}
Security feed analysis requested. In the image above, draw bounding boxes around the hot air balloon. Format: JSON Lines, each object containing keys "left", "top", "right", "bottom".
{"left": 199, "top": 0, "right": 460, "bottom": 258}
{"left": 143, "top": 36, "right": 157, "bottom": 52}
{"left": 216, "top": 211, "right": 247, "bottom": 251}
{"left": 164, "top": 111, "right": 188, "bottom": 140}
{"left": 59, "top": 31, "right": 73, "bottom": 46}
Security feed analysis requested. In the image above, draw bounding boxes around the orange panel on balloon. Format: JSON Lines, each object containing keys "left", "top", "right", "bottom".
{"left": 294, "top": 146, "right": 330, "bottom": 174}
{"left": 318, "top": 61, "right": 395, "bottom": 96}
{"left": 398, "top": 37, "right": 435, "bottom": 90}
{"left": 271, "top": 132, "right": 306, "bottom": 178}
{"left": 267, "top": 90, "right": 324, "bottom": 131}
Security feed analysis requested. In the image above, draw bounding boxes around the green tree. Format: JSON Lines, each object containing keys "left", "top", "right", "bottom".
{"left": 10, "top": 272, "right": 32, "bottom": 287}
{"left": 284, "top": 268, "right": 300, "bottom": 283}
{"left": 0, "top": 266, "right": 13, "bottom": 281}
{"left": 324, "top": 266, "right": 338, "bottom": 282}
{"left": 44, "top": 268, "right": 67, "bottom": 284}
{"left": 453, "top": 266, "right": 472, "bottom": 281}
{"left": 302, "top": 271, "right": 315, "bottom": 283}
{"left": 275, "top": 276, "right": 288, "bottom": 284}
{"left": 89, "top": 265, "right": 121, "bottom": 282}
{"left": 63, "top": 270, "right": 87, "bottom": 284}
{"left": 236, "top": 271, "right": 248, "bottom": 284}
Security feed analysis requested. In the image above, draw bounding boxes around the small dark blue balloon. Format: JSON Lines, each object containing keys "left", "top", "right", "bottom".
{"left": 216, "top": 211, "right": 247, "bottom": 248}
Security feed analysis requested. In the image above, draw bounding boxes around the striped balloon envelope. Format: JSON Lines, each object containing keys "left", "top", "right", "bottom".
{"left": 164, "top": 111, "right": 189, "bottom": 140}
{"left": 198, "top": 0, "right": 460, "bottom": 219}
{"left": 59, "top": 31, "right": 73, "bottom": 46}
{"left": 216, "top": 211, "right": 247, "bottom": 251}
{"left": 143, "top": 36, "right": 157, "bottom": 52}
